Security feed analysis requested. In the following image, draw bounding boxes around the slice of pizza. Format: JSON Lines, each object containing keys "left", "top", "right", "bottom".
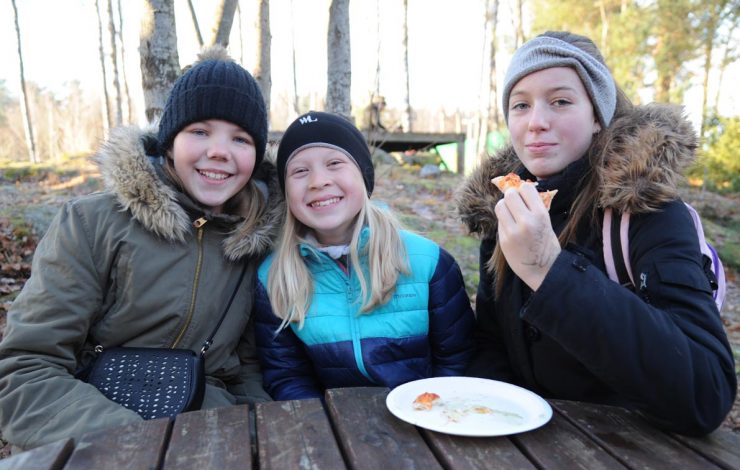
{"left": 412, "top": 392, "right": 440, "bottom": 410}
{"left": 491, "top": 173, "right": 558, "bottom": 210}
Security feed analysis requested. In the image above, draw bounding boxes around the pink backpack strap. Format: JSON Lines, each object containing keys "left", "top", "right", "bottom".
{"left": 603, "top": 208, "right": 635, "bottom": 287}
{"left": 619, "top": 211, "right": 635, "bottom": 285}
{"left": 602, "top": 208, "right": 619, "bottom": 283}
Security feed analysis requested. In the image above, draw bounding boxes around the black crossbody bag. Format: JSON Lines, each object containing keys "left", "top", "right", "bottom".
{"left": 76, "top": 264, "right": 248, "bottom": 420}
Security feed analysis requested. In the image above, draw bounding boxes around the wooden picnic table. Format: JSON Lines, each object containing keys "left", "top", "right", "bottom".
{"left": 2, "top": 386, "right": 738, "bottom": 469}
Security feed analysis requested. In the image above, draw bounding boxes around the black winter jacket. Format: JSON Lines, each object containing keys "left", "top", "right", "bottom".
{"left": 456, "top": 104, "right": 736, "bottom": 436}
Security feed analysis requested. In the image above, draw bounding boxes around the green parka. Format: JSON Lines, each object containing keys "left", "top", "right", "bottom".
{"left": 0, "top": 126, "right": 284, "bottom": 449}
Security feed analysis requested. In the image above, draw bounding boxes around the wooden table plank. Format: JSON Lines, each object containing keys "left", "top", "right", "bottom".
{"left": 256, "top": 398, "right": 346, "bottom": 470}
{"left": 512, "top": 407, "right": 626, "bottom": 469}
{"left": 672, "top": 430, "right": 740, "bottom": 470}
{"left": 325, "top": 387, "right": 442, "bottom": 470}
{"left": 551, "top": 400, "right": 720, "bottom": 469}
{"left": 64, "top": 418, "right": 170, "bottom": 469}
{"left": 421, "top": 430, "right": 536, "bottom": 470}
{"left": 163, "top": 405, "right": 252, "bottom": 470}
{"left": 0, "top": 438, "right": 73, "bottom": 470}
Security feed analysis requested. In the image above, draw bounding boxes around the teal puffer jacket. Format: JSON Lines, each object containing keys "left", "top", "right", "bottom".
{"left": 255, "top": 229, "right": 475, "bottom": 400}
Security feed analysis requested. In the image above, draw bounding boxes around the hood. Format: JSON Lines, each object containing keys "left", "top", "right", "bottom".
{"left": 95, "top": 126, "right": 284, "bottom": 260}
{"left": 457, "top": 103, "right": 697, "bottom": 239}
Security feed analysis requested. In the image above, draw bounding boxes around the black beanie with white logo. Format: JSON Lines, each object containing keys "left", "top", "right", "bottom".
{"left": 157, "top": 46, "right": 268, "bottom": 166}
{"left": 276, "top": 111, "right": 374, "bottom": 195}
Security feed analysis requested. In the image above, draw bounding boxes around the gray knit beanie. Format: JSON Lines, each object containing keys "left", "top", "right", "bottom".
{"left": 157, "top": 46, "right": 268, "bottom": 166}
{"left": 502, "top": 35, "right": 616, "bottom": 127}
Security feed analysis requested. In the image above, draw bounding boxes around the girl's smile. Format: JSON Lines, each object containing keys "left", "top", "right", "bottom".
{"left": 171, "top": 119, "right": 256, "bottom": 213}
{"left": 285, "top": 146, "right": 366, "bottom": 246}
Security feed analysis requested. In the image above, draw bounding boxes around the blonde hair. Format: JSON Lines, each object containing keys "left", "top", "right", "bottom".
{"left": 268, "top": 195, "right": 409, "bottom": 329}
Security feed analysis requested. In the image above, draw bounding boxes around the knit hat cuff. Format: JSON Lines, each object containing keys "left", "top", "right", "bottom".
{"left": 502, "top": 36, "right": 616, "bottom": 127}
{"left": 276, "top": 112, "right": 374, "bottom": 195}
{"left": 158, "top": 84, "right": 267, "bottom": 162}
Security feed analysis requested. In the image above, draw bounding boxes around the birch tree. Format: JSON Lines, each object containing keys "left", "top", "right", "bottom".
{"left": 253, "top": 0, "right": 272, "bottom": 113}
{"left": 140, "top": 0, "right": 180, "bottom": 123}
{"left": 11, "top": 0, "right": 38, "bottom": 163}
{"left": 95, "top": 0, "right": 112, "bottom": 132}
{"left": 211, "top": 0, "right": 239, "bottom": 47}
{"left": 326, "top": 0, "right": 352, "bottom": 118}
{"left": 107, "top": 0, "right": 123, "bottom": 126}
{"left": 698, "top": 0, "right": 736, "bottom": 139}
{"left": 401, "top": 0, "right": 412, "bottom": 132}
{"left": 187, "top": 0, "right": 205, "bottom": 47}
{"left": 477, "top": 0, "right": 499, "bottom": 162}
{"left": 118, "top": 0, "right": 134, "bottom": 123}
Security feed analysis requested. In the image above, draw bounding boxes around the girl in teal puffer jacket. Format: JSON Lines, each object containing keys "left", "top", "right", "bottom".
{"left": 254, "top": 111, "right": 475, "bottom": 400}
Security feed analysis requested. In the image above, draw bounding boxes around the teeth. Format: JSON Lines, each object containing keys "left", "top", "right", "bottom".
{"left": 310, "top": 197, "right": 340, "bottom": 208}
{"left": 200, "top": 170, "right": 228, "bottom": 180}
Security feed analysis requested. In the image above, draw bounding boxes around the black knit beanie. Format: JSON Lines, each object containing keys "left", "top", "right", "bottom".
{"left": 276, "top": 111, "right": 374, "bottom": 195}
{"left": 157, "top": 46, "right": 268, "bottom": 166}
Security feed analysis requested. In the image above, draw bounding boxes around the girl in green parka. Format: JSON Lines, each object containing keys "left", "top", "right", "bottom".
{"left": 0, "top": 46, "right": 283, "bottom": 451}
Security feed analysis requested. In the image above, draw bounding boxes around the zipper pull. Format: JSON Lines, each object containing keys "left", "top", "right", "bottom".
{"left": 94, "top": 345, "right": 103, "bottom": 353}
{"left": 193, "top": 217, "right": 207, "bottom": 228}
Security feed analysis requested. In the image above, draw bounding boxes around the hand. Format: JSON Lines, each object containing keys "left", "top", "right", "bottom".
{"left": 495, "top": 183, "right": 561, "bottom": 290}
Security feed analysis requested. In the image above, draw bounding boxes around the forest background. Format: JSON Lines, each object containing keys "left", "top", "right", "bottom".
{"left": 0, "top": 0, "right": 739, "bottom": 454}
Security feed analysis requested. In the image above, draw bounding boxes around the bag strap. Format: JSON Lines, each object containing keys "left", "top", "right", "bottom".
{"left": 200, "top": 263, "right": 249, "bottom": 357}
{"left": 603, "top": 208, "right": 635, "bottom": 287}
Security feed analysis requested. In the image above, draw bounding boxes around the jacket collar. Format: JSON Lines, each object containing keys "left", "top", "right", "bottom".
{"left": 95, "top": 126, "right": 284, "bottom": 260}
{"left": 299, "top": 226, "right": 370, "bottom": 262}
{"left": 457, "top": 103, "right": 697, "bottom": 239}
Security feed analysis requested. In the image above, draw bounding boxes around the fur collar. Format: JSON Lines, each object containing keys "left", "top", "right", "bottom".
{"left": 96, "top": 126, "right": 284, "bottom": 260}
{"left": 457, "top": 103, "right": 697, "bottom": 239}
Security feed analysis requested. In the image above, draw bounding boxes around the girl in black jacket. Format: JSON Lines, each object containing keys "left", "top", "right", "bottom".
{"left": 457, "top": 31, "right": 736, "bottom": 436}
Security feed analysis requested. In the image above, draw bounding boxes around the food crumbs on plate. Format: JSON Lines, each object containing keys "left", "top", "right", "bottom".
{"left": 472, "top": 406, "right": 493, "bottom": 414}
{"left": 412, "top": 392, "right": 440, "bottom": 410}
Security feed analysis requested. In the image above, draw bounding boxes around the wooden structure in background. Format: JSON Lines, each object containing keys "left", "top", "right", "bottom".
{"left": 269, "top": 130, "right": 467, "bottom": 174}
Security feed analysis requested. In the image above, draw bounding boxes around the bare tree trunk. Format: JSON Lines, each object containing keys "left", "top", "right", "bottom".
{"left": 486, "top": 0, "right": 500, "bottom": 132}
{"left": 290, "top": 0, "right": 300, "bottom": 117}
{"left": 210, "top": 0, "right": 238, "bottom": 46}
{"left": 118, "top": 0, "right": 134, "bottom": 123}
{"left": 11, "top": 0, "right": 38, "bottom": 163}
{"left": 401, "top": 0, "right": 412, "bottom": 132}
{"left": 237, "top": 2, "right": 244, "bottom": 63}
{"left": 514, "top": 0, "right": 525, "bottom": 48}
{"left": 187, "top": 0, "right": 204, "bottom": 47}
{"left": 107, "top": 0, "right": 123, "bottom": 126}
{"left": 713, "top": 17, "right": 738, "bottom": 111}
{"left": 326, "top": 0, "right": 352, "bottom": 118}
{"left": 140, "top": 0, "right": 180, "bottom": 124}
{"left": 95, "top": 0, "right": 112, "bottom": 132}
{"left": 374, "top": 0, "right": 381, "bottom": 99}
{"left": 253, "top": 0, "right": 272, "bottom": 114}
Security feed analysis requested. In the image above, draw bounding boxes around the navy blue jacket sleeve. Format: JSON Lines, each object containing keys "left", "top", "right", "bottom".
{"left": 525, "top": 200, "right": 736, "bottom": 435}
{"left": 253, "top": 278, "right": 322, "bottom": 400}
{"left": 427, "top": 247, "right": 475, "bottom": 376}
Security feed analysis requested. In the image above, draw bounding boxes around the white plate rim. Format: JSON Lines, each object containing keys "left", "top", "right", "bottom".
{"left": 385, "top": 376, "right": 552, "bottom": 437}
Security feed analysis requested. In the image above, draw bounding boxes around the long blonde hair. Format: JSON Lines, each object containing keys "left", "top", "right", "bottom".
{"left": 491, "top": 30, "right": 634, "bottom": 296}
{"left": 268, "top": 194, "right": 409, "bottom": 329}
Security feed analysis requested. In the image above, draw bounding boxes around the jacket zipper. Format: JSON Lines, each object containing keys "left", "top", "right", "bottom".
{"left": 342, "top": 255, "right": 372, "bottom": 382}
{"left": 170, "top": 217, "right": 207, "bottom": 348}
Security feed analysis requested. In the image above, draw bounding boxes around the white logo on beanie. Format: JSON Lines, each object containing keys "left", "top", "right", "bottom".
{"left": 299, "top": 115, "right": 318, "bottom": 125}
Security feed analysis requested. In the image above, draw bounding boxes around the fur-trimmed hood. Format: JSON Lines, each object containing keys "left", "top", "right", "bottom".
{"left": 457, "top": 103, "right": 697, "bottom": 239}
{"left": 96, "top": 126, "right": 284, "bottom": 260}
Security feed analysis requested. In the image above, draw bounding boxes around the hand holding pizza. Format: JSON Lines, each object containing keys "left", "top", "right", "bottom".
{"left": 492, "top": 174, "right": 561, "bottom": 291}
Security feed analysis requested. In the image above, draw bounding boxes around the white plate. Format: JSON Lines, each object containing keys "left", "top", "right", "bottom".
{"left": 385, "top": 377, "right": 552, "bottom": 437}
